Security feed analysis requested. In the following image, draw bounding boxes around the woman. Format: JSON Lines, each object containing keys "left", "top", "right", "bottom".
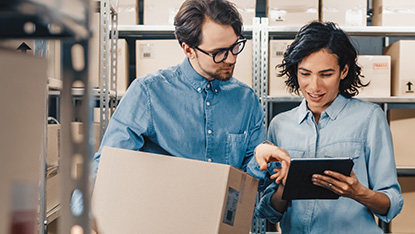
{"left": 249, "top": 21, "right": 403, "bottom": 233}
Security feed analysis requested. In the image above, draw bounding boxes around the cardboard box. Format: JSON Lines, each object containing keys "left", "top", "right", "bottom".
{"left": 356, "top": 55, "right": 391, "bottom": 97}
{"left": 388, "top": 109, "right": 415, "bottom": 167}
{"left": 234, "top": 40, "right": 253, "bottom": 87}
{"left": 136, "top": 39, "right": 185, "bottom": 77}
{"left": 267, "top": 0, "right": 318, "bottom": 26}
{"left": 47, "top": 124, "right": 61, "bottom": 167}
{"left": 73, "top": 12, "right": 100, "bottom": 89}
{"left": 383, "top": 40, "right": 415, "bottom": 97}
{"left": 372, "top": 0, "right": 415, "bottom": 26}
{"left": 111, "top": 39, "right": 129, "bottom": 95}
{"left": 268, "top": 39, "right": 296, "bottom": 96}
{"left": 233, "top": 0, "right": 256, "bottom": 26}
{"left": 118, "top": 0, "right": 139, "bottom": 25}
{"left": 143, "top": 0, "right": 183, "bottom": 25}
{"left": 391, "top": 177, "right": 415, "bottom": 233}
{"left": 136, "top": 39, "right": 253, "bottom": 87}
{"left": 143, "top": 0, "right": 255, "bottom": 26}
{"left": 71, "top": 122, "right": 101, "bottom": 153}
{"left": 92, "top": 146, "right": 259, "bottom": 234}
{"left": 46, "top": 167, "right": 60, "bottom": 212}
{"left": 1, "top": 48, "right": 47, "bottom": 234}
{"left": 320, "top": 0, "right": 367, "bottom": 26}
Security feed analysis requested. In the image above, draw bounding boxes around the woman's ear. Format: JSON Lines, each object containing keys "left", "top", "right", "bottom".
{"left": 182, "top": 42, "right": 195, "bottom": 59}
{"left": 340, "top": 64, "right": 349, "bottom": 80}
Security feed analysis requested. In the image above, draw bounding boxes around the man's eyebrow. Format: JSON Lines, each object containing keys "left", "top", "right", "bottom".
{"left": 212, "top": 38, "right": 240, "bottom": 51}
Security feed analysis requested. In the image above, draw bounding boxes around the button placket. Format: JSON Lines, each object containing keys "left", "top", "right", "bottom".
{"left": 205, "top": 83, "right": 214, "bottom": 163}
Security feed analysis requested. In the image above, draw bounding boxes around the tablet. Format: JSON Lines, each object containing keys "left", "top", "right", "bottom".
{"left": 281, "top": 157, "right": 354, "bottom": 200}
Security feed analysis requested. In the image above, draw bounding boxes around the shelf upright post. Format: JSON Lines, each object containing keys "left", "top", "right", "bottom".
{"left": 109, "top": 7, "right": 119, "bottom": 116}
{"left": 60, "top": 38, "right": 92, "bottom": 234}
{"left": 252, "top": 17, "right": 261, "bottom": 97}
{"left": 260, "top": 17, "right": 269, "bottom": 128}
{"left": 99, "top": 0, "right": 111, "bottom": 140}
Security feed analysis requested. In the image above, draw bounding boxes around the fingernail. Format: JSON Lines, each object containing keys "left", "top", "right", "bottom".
{"left": 324, "top": 171, "right": 329, "bottom": 175}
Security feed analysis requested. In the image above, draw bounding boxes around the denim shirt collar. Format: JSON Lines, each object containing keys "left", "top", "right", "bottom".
{"left": 297, "top": 94, "right": 349, "bottom": 124}
{"left": 180, "top": 58, "right": 221, "bottom": 94}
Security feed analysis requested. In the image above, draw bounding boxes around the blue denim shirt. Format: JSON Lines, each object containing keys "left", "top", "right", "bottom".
{"left": 93, "top": 58, "right": 265, "bottom": 175}
{"left": 248, "top": 95, "right": 403, "bottom": 234}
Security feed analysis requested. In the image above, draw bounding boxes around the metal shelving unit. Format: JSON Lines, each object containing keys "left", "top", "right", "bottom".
{"left": 0, "top": 1, "right": 120, "bottom": 233}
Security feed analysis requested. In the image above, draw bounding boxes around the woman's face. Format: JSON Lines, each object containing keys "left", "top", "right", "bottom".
{"left": 297, "top": 49, "right": 349, "bottom": 116}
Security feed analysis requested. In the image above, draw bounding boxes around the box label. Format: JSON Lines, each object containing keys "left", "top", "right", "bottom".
{"left": 222, "top": 187, "right": 239, "bottom": 226}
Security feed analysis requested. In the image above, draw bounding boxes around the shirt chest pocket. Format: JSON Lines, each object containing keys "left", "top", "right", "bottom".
{"left": 319, "top": 142, "right": 362, "bottom": 165}
{"left": 225, "top": 132, "right": 248, "bottom": 169}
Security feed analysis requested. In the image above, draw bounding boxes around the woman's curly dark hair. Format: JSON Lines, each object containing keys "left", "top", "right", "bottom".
{"left": 279, "top": 21, "right": 368, "bottom": 98}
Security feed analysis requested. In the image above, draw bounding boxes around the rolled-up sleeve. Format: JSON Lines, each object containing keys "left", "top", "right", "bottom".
{"left": 254, "top": 182, "right": 284, "bottom": 223}
{"left": 366, "top": 106, "right": 403, "bottom": 222}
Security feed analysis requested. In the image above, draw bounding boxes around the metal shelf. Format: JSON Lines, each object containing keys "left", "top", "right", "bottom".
{"left": 267, "top": 26, "right": 415, "bottom": 38}
{"left": 0, "top": 1, "right": 90, "bottom": 39}
{"left": 117, "top": 24, "right": 254, "bottom": 39}
{"left": 48, "top": 88, "right": 117, "bottom": 98}
{"left": 397, "top": 167, "right": 415, "bottom": 176}
{"left": 267, "top": 96, "right": 415, "bottom": 104}
{"left": 46, "top": 205, "right": 61, "bottom": 225}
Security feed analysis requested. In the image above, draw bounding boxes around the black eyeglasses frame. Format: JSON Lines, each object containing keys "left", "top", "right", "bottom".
{"left": 194, "top": 35, "right": 247, "bottom": 64}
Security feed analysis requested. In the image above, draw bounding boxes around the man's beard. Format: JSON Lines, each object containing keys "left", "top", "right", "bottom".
{"left": 198, "top": 61, "right": 235, "bottom": 82}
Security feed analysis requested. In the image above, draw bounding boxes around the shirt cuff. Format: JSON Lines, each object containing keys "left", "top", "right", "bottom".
{"left": 375, "top": 189, "right": 404, "bottom": 223}
{"left": 254, "top": 184, "right": 283, "bottom": 224}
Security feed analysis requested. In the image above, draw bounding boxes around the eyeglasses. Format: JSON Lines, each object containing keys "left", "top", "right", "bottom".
{"left": 195, "top": 35, "right": 247, "bottom": 63}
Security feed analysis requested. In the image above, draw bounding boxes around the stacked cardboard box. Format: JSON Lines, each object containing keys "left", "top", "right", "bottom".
{"left": 391, "top": 177, "right": 415, "bottom": 232}
{"left": 143, "top": 0, "right": 255, "bottom": 26}
{"left": 373, "top": 0, "right": 415, "bottom": 26}
{"left": 384, "top": 40, "right": 415, "bottom": 97}
{"left": 356, "top": 55, "right": 391, "bottom": 97}
{"left": 268, "top": 39, "right": 295, "bottom": 96}
{"left": 320, "top": 0, "right": 367, "bottom": 26}
{"left": 266, "top": 0, "right": 318, "bottom": 26}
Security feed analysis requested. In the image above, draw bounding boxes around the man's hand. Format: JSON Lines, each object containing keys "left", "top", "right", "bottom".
{"left": 254, "top": 143, "right": 291, "bottom": 184}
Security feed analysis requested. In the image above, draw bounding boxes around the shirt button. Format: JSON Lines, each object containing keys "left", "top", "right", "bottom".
{"left": 208, "top": 130, "right": 212, "bottom": 134}
{"left": 214, "top": 89, "right": 218, "bottom": 93}
{"left": 207, "top": 84, "right": 211, "bottom": 88}
{"left": 197, "top": 87, "right": 201, "bottom": 92}
{"left": 207, "top": 102, "right": 210, "bottom": 106}
{"left": 207, "top": 158, "right": 212, "bottom": 162}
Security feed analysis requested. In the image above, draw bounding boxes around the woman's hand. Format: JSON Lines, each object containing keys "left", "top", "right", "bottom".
{"left": 311, "top": 170, "right": 390, "bottom": 216}
{"left": 255, "top": 143, "right": 291, "bottom": 185}
{"left": 311, "top": 170, "right": 365, "bottom": 198}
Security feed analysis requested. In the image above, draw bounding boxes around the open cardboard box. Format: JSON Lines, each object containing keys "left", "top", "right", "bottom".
{"left": 92, "top": 146, "right": 258, "bottom": 234}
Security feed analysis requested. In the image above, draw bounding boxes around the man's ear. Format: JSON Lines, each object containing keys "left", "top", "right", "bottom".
{"left": 182, "top": 42, "right": 195, "bottom": 59}
{"left": 340, "top": 64, "right": 349, "bottom": 80}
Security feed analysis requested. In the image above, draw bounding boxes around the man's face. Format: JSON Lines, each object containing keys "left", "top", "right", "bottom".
{"left": 190, "top": 18, "right": 239, "bottom": 81}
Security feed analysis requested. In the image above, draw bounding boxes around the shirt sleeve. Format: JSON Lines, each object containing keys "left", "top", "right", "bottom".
{"left": 91, "top": 78, "right": 153, "bottom": 182}
{"left": 254, "top": 181, "right": 284, "bottom": 223}
{"left": 365, "top": 105, "right": 404, "bottom": 222}
{"left": 242, "top": 93, "right": 266, "bottom": 172}
{"left": 247, "top": 116, "right": 279, "bottom": 191}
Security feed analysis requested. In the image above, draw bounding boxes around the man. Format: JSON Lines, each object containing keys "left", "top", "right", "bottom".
{"left": 92, "top": 0, "right": 265, "bottom": 176}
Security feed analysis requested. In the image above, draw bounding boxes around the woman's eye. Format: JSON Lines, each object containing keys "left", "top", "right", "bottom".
{"left": 300, "top": 72, "right": 310, "bottom": 76}
{"left": 321, "top": 73, "right": 333, "bottom": 77}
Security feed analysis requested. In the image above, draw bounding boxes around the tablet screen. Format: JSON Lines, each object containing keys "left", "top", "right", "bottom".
{"left": 282, "top": 157, "right": 354, "bottom": 200}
